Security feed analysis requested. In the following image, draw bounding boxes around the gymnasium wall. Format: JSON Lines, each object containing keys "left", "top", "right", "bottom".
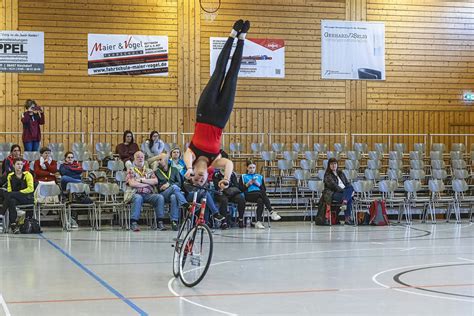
{"left": 0, "top": 0, "right": 473, "bottom": 150}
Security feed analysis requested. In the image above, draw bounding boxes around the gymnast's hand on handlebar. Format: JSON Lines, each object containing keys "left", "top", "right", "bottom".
{"left": 184, "top": 168, "right": 195, "bottom": 179}
{"left": 218, "top": 179, "right": 229, "bottom": 190}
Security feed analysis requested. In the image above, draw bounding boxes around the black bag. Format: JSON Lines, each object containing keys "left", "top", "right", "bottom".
{"left": 224, "top": 186, "right": 242, "bottom": 198}
{"left": 72, "top": 193, "right": 93, "bottom": 204}
{"left": 20, "top": 218, "right": 42, "bottom": 234}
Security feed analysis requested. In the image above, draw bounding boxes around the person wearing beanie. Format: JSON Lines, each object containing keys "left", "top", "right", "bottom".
{"left": 322, "top": 157, "right": 354, "bottom": 225}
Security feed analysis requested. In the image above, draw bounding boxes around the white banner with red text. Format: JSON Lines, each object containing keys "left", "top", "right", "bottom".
{"left": 210, "top": 37, "right": 285, "bottom": 78}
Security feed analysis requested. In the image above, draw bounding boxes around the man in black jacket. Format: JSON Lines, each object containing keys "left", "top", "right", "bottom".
{"left": 213, "top": 168, "right": 246, "bottom": 228}
{"left": 155, "top": 153, "right": 189, "bottom": 231}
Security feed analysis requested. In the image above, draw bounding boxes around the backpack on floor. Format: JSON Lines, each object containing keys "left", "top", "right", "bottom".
{"left": 357, "top": 212, "right": 370, "bottom": 225}
{"left": 369, "top": 200, "right": 389, "bottom": 226}
{"left": 20, "top": 218, "right": 42, "bottom": 234}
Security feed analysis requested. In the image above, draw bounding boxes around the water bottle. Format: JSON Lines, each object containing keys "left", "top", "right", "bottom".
{"left": 246, "top": 217, "right": 250, "bottom": 227}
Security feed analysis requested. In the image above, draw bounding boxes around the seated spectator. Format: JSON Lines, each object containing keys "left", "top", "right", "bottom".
{"left": 1, "top": 158, "right": 34, "bottom": 234}
{"left": 322, "top": 157, "right": 354, "bottom": 225}
{"left": 213, "top": 168, "right": 246, "bottom": 228}
{"left": 183, "top": 170, "right": 226, "bottom": 228}
{"left": 59, "top": 151, "right": 83, "bottom": 191}
{"left": 3, "top": 144, "right": 30, "bottom": 176}
{"left": 59, "top": 151, "right": 84, "bottom": 229}
{"left": 170, "top": 146, "right": 186, "bottom": 177}
{"left": 116, "top": 130, "right": 139, "bottom": 169}
{"left": 143, "top": 131, "right": 165, "bottom": 169}
{"left": 34, "top": 147, "right": 59, "bottom": 206}
{"left": 34, "top": 146, "right": 58, "bottom": 182}
{"left": 239, "top": 160, "right": 281, "bottom": 229}
{"left": 154, "top": 153, "right": 189, "bottom": 231}
{"left": 126, "top": 151, "right": 166, "bottom": 232}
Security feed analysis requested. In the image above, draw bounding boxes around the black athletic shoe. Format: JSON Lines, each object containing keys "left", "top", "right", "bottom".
{"left": 233, "top": 19, "right": 244, "bottom": 32}
{"left": 240, "top": 20, "right": 250, "bottom": 34}
{"left": 213, "top": 213, "right": 225, "bottom": 221}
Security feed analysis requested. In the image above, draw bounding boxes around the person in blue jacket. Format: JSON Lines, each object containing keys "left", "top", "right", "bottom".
{"left": 239, "top": 160, "right": 281, "bottom": 229}
{"left": 59, "top": 151, "right": 83, "bottom": 191}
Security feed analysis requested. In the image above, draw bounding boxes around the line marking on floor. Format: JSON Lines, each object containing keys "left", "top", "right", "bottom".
{"left": 165, "top": 246, "right": 454, "bottom": 315}
{"left": 7, "top": 282, "right": 474, "bottom": 305}
{"left": 0, "top": 294, "right": 11, "bottom": 316}
{"left": 39, "top": 233, "right": 148, "bottom": 316}
{"left": 372, "top": 261, "right": 474, "bottom": 303}
{"left": 168, "top": 278, "right": 237, "bottom": 316}
{"left": 457, "top": 257, "right": 474, "bottom": 262}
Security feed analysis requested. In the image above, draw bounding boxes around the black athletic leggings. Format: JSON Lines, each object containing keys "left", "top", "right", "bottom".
{"left": 1, "top": 191, "right": 34, "bottom": 225}
{"left": 244, "top": 191, "right": 273, "bottom": 222}
{"left": 196, "top": 37, "right": 244, "bottom": 129}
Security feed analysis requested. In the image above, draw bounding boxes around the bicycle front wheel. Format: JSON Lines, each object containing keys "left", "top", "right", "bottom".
{"left": 179, "top": 224, "right": 213, "bottom": 287}
{"left": 173, "top": 217, "right": 192, "bottom": 277}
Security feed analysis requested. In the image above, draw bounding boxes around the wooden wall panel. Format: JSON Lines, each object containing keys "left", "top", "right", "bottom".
{"left": 199, "top": 0, "right": 347, "bottom": 110}
{"left": 366, "top": 0, "right": 474, "bottom": 110}
{"left": 16, "top": 0, "right": 178, "bottom": 107}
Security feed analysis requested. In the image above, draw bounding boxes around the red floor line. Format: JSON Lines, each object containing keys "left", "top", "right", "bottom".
{"left": 7, "top": 283, "right": 474, "bottom": 305}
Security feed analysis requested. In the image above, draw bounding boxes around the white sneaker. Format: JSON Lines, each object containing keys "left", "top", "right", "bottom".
{"left": 70, "top": 218, "right": 79, "bottom": 229}
{"left": 270, "top": 211, "right": 281, "bottom": 221}
{"left": 254, "top": 221, "right": 265, "bottom": 229}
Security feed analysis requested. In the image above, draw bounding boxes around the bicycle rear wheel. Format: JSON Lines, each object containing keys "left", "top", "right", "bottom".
{"left": 173, "top": 217, "right": 192, "bottom": 277}
{"left": 179, "top": 224, "right": 213, "bottom": 287}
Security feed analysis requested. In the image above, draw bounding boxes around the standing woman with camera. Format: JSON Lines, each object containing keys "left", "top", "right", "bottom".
{"left": 21, "top": 99, "right": 45, "bottom": 152}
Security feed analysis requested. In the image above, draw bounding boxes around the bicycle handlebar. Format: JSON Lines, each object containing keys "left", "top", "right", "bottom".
{"left": 183, "top": 181, "right": 223, "bottom": 195}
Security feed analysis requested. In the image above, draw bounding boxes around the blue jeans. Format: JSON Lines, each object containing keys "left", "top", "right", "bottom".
{"left": 186, "top": 191, "right": 219, "bottom": 215}
{"left": 130, "top": 193, "right": 164, "bottom": 222}
{"left": 332, "top": 185, "right": 354, "bottom": 217}
{"left": 60, "top": 176, "right": 82, "bottom": 191}
{"left": 24, "top": 141, "right": 40, "bottom": 152}
{"left": 160, "top": 184, "right": 187, "bottom": 221}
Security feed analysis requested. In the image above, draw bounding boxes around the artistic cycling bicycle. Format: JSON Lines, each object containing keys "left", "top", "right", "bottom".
{"left": 172, "top": 183, "right": 221, "bottom": 287}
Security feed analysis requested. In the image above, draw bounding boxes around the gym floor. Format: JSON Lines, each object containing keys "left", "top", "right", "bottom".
{"left": 1, "top": 222, "right": 473, "bottom": 315}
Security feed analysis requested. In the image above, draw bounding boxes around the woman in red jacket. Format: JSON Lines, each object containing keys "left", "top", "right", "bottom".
{"left": 21, "top": 99, "right": 45, "bottom": 152}
{"left": 34, "top": 147, "right": 58, "bottom": 182}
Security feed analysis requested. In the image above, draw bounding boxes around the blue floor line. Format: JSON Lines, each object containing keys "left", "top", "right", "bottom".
{"left": 39, "top": 233, "right": 148, "bottom": 316}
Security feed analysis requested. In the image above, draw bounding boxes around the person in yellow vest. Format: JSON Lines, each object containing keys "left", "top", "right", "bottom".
{"left": 1, "top": 158, "right": 34, "bottom": 234}
{"left": 154, "top": 153, "right": 189, "bottom": 231}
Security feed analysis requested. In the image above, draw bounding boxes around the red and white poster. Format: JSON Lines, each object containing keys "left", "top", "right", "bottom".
{"left": 210, "top": 37, "right": 285, "bottom": 78}
{"left": 88, "top": 34, "right": 168, "bottom": 76}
